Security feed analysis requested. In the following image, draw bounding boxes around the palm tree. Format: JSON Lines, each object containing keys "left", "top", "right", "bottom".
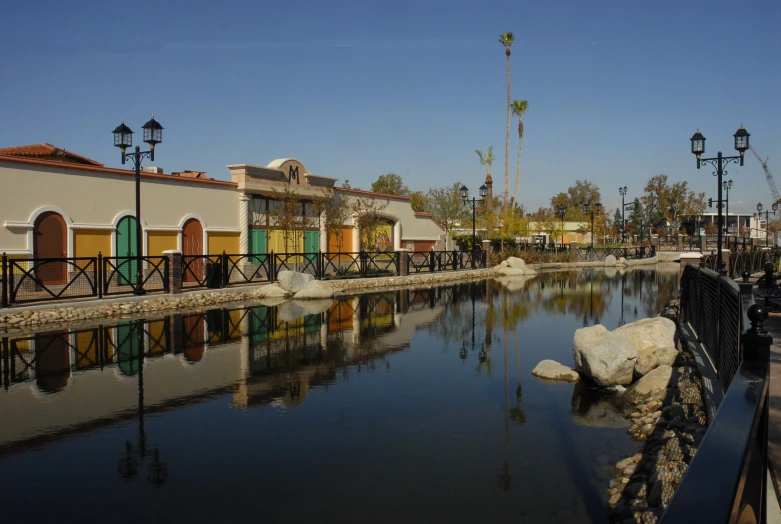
{"left": 498, "top": 32, "right": 515, "bottom": 212}
{"left": 510, "top": 100, "right": 528, "bottom": 207}
{"left": 474, "top": 145, "right": 495, "bottom": 183}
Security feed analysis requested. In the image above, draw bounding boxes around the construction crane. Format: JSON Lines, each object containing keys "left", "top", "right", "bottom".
{"left": 750, "top": 145, "right": 781, "bottom": 204}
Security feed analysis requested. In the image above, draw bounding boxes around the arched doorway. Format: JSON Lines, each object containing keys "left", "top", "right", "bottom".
{"left": 33, "top": 212, "right": 67, "bottom": 285}
{"left": 116, "top": 216, "right": 138, "bottom": 285}
{"left": 182, "top": 219, "right": 204, "bottom": 282}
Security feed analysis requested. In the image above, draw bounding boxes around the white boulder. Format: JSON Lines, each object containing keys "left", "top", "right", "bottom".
{"left": 604, "top": 254, "right": 617, "bottom": 266}
{"left": 573, "top": 326, "right": 637, "bottom": 386}
{"left": 277, "top": 271, "right": 315, "bottom": 293}
{"left": 495, "top": 257, "right": 537, "bottom": 276}
{"left": 278, "top": 301, "right": 309, "bottom": 322}
{"left": 293, "top": 280, "right": 335, "bottom": 300}
{"left": 617, "top": 257, "right": 628, "bottom": 266}
{"left": 253, "top": 283, "right": 289, "bottom": 298}
{"left": 531, "top": 360, "right": 580, "bottom": 382}
{"left": 613, "top": 317, "right": 676, "bottom": 356}
{"left": 506, "top": 256, "right": 527, "bottom": 268}
{"left": 623, "top": 365, "right": 673, "bottom": 405}
{"left": 634, "top": 345, "right": 679, "bottom": 377}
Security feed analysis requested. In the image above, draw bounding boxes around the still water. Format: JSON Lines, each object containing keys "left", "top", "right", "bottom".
{"left": 0, "top": 265, "right": 679, "bottom": 523}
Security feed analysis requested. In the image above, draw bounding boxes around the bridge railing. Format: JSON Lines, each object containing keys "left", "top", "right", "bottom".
{"left": 664, "top": 264, "right": 772, "bottom": 523}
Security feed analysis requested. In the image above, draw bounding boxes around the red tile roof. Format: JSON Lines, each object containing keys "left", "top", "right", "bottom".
{"left": 0, "top": 143, "right": 104, "bottom": 166}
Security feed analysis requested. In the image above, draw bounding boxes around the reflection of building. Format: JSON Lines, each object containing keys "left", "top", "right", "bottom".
{"left": 0, "top": 146, "right": 446, "bottom": 264}
{"left": 0, "top": 289, "right": 453, "bottom": 456}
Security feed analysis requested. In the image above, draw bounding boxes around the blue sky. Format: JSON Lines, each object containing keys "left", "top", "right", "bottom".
{"left": 1, "top": 0, "right": 780, "bottom": 215}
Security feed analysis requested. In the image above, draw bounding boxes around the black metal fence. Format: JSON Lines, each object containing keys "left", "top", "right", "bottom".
{"left": 1, "top": 249, "right": 486, "bottom": 308}
{"left": 576, "top": 245, "right": 655, "bottom": 262}
{"left": 664, "top": 265, "right": 771, "bottom": 523}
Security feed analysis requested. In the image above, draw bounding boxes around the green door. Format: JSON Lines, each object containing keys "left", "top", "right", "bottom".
{"left": 116, "top": 321, "right": 141, "bottom": 376}
{"left": 304, "top": 231, "right": 320, "bottom": 264}
{"left": 250, "top": 229, "right": 267, "bottom": 263}
{"left": 116, "top": 216, "right": 138, "bottom": 285}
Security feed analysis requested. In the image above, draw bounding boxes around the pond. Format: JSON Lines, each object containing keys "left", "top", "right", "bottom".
{"left": 0, "top": 265, "right": 680, "bottom": 523}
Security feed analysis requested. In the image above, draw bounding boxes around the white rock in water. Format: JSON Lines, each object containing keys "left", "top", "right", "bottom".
{"left": 531, "top": 360, "right": 580, "bottom": 382}
{"left": 293, "top": 280, "right": 335, "bottom": 300}
{"left": 617, "top": 257, "right": 628, "bottom": 266}
{"left": 604, "top": 254, "right": 617, "bottom": 266}
{"left": 613, "top": 317, "right": 676, "bottom": 357}
{"left": 277, "top": 271, "right": 315, "bottom": 293}
{"left": 505, "top": 256, "right": 527, "bottom": 268}
{"left": 254, "top": 283, "right": 289, "bottom": 298}
{"left": 573, "top": 324, "right": 610, "bottom": 370}
{"left": 278, "top": 301, "right": 309, "bottom": 322}
{"left": 496, "top": 265, "right": 538, "bottom": 276}
{"left": 634, "top": 345, "right": 679, "bottom": 377}
{"left": 623, "top": 365, "right": 673, "bottom": 404}
{"left": 575, "top": 331, "right": 638, "bottom": 387}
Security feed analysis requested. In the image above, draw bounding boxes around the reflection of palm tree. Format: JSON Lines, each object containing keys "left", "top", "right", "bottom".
{"left": 498, "top": 328, "right": 511, "bottom": 491}
{"left": 511, "top": 328, "right": 526, "bottom": 425}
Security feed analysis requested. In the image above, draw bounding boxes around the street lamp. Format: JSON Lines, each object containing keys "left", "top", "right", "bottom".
{"left": 722, "top": 179, "right": 733, "bottom": 234}
{"left": 690, "top": 125, "right": 750, "bottom": 271}
{"left": 461, "top": 184, "right": 487, "bottom": 268}
{"left": 757, "top": 202, "right": 778, "bottom": 247}
{"left": 113, "top": 115, "right": 164, "bottom": 295}
{"left": 557, "top": 205, "right": 567, "bottom": 248}
{"left": 618, "top": 186, "right": 628, "bottom": 243}
{"left": 583, "top": 202, "right": 602, "bottom": 261}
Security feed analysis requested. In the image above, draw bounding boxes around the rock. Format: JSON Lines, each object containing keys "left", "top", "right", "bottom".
{"left": 254, "top": 283, "right": 289, "bottom": 298}
{"left": 635, "top": 345, "right": 678, "bottom": 377}
{"left": 293, "top": 280, "right": 335, "bottom": 300}
{"left": 624, "top": 365, "right": 673, "bottom": 405}
{"left": 575, "top": 331, "right": 638, "bottom": 387}
{"left": 293, "top": 298, "right": 334, "bottom": 315}
{"left": 571, "top": 381, "right": 631, "bottom": 428}
{"left": 604, "top": 254, "right": 617, "bottom": 266}
{"left": 494, "top": 275, "right": 534, "bottom": 291}
{"left": 617, "top": 257, "right": 628, "bottom": 267}
{"left": 495, "top": 263, "right": 537, "bottom": 276}
{"left": 613, "top": 317, "right": 676, "bottom": 356}
{"left": 276, "top": 270, "right": 315, "bottom": 293}
{"left": 278, "top": 301, "right": 309, "bottom": 322}
{"left": 573, "top": 324, "right": 610, "bottom": 370}
{"left": 505, "top": 256, "right": 526, "bottom": 268}
{"left": 531, "top": 360, "right": 579, "bottom": 382}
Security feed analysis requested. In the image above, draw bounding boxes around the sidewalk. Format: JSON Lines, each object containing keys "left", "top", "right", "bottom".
{"left": 764, "top": 311, "right": 781, "bottom": 521}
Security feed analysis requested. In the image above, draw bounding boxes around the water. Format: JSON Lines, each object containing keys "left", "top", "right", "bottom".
{"left": 0, "top": 265, "right": 680, "bottom": 523}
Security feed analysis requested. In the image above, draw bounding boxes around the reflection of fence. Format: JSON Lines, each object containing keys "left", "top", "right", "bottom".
{"left": 669, "top": 263, "right": 771, "bottom": 524}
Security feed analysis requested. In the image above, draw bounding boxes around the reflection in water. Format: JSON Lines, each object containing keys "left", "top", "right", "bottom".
{"left": 0, "top": 267, "right": 680, "bottom": 523}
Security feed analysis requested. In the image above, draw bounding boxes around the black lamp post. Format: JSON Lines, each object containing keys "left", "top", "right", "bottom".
{"left": 461, "top": 184, "right": 487, "bottom": 268}
{"left": 583, "top": 202, "right": 602, "bottom": 261}
{"left": 113, "top": 116, "right": 164, "bottom": 295}
{"left": 757, "top": 202, "right": 778, "bottom": 247}
{"left": 618, "top": 186, "right": 628, "bottom": 243}
{"left": 690, "top": 125, "right": 750, "bottom": 271}
{"left": 722, "top": 179, "right": 733, "bottom": 234}
{"left": 557, "top": 205, "right": 567, "bottom": 248}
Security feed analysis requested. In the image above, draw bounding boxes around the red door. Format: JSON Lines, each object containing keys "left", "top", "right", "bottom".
{"left": 182, "top": 219, "right": 204, "bottom": 282}
{"left": 33, "top": 212, "right": 67, "bottom": 285}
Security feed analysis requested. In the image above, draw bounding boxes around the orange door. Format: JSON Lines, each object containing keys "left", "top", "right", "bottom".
{"left": 33, "top": 212, "right": 67, "bottom": 284}
{"left": 182, "top": 219, "right": 204, "bottom": 282}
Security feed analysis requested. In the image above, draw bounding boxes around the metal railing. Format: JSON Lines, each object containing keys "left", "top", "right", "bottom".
{"left": 181, "top": 254, "right": 223, "bottom": 289}
{"left": 5, "top": 256, "right": 99, "bottom": 305}
{"left": 103, "top": 256, "right": 169, "bottom": 296}
{"left": 576, "top": 245, "right": 655, "bottom": 262}
{"left": 663, "top": 265, "right": 771, "bottom": 523}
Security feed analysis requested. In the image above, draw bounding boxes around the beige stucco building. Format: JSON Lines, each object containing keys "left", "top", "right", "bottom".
{"left": 0, "top": 144, "right": 446, "bottom": 272}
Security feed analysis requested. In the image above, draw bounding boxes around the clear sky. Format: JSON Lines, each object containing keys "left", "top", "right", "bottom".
{"left": 1, "top": 0, "right": 779, "bottom": 216}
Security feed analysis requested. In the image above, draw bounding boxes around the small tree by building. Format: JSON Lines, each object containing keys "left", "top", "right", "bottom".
{"left": 267, "top": 185, "right": 304, "bottom": 254}
{"left": 350, "top": 196, "right": 390, "bottom": 251}
{"left": 312, "top": 190, "right": 351, "bottom": 252}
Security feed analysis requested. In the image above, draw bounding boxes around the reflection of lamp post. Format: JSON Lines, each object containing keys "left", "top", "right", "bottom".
{"left": 583, "top": 202, "right": 602, "bottom": 261}
{"left": 690, "top": 126, "right": 750, "bottom": 271}
{"left": 757, "top": 202, "right": 778, "bottom": 247}
{"left": 460, "top": 184, "right": 488, "bottom": 269}
{"left": 117, "top": 320, "right": 168, "bottom": 486}
{"left": 557, "top": 205, "right": 567, "bottom": 248}
{"left": 113, "top": 116, "right": 164, "bottom": 295}
{"left": 619, "top": 271, "right": 626, "bottom": 327}
{"left": 618, "top": 186, "right": 628, "bottom": 243}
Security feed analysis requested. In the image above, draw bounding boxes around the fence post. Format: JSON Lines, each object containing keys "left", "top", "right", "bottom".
{"left": 452, "top": 249, "right": 457, "bottom": 271}
{"left": 97, "top": 252, "right": 103, "bottom": 299}
{"left": 270, "top": 251, "right": 276, "bottom": 282}
{"left": 360, "top": 251, "right": 368, "bottom": 277}
{"left": 1, "top": 252, "right": 7, "bottom": 308}
{"left": 163, "top": 250, "right": 183, "bottom": 294}
{"left": 397, "top": 249, "right": 409, "bottom": 276}
{"left": 569, "top": 241, "right": 578, "bottom": 263}
{"left": 701, "top": 235, "right": 707, "bottom": 253}
{"left": 678, "top": 235, "right": 684, "bottom": 251}
{"left": 679, "top": 253, "right": 702, "bottom": 282}
{"left": 429, "top": 249, "right": 436, "bottom": 272}
{"left": 222, "top": 251, "right": 229, "bottom": 288}
{"left": 163, "top": 255, "right": 170, "bottom": 293}
{"left": 481, "top": 240, "right": 492, "bottom": 268}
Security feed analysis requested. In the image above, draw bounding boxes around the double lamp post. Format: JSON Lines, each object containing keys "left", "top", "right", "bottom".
{"left": 460, "top": 184, "right": 487, "bottom": 268}
{"left": 690, "top": 125, "right": 750, "bottom": 271}
{"left": 755, "top": 202, "right": 778, "bottom": 248}
{"left": 112, "top": 116, "right": 164, "bottom": 295}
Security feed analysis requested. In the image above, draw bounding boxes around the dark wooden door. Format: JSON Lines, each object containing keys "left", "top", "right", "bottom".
{"left": 33, "top": 212, "right": 66, "bottom": 285}
{"left": 182, "top": 219, "right": 203, "bottom": 282}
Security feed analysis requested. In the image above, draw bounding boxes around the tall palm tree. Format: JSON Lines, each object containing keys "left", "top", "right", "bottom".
{"left": 510, "top": 100, "right": 528, "bottom": 207}
{"left": 498, "top": 32, "right": 514, "bottom": 212}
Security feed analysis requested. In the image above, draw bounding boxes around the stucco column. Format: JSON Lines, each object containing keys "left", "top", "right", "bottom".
{"left": 319, "top": 211, "right": 327, "bottom": 252}
{"left": 352, "top": 223, "right": 361, "bottom": 252}
{"left": 679, "top": 252, "right": 702, "bottom": 281}
{"left": 239, "top": 193, "right": 250, "bottom": 255}
{"left": 393, "top": 221, "right": 402, "bottom": 251}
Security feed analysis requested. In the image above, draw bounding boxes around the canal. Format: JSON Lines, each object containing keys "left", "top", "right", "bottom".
{"left": 0, "top": 265, "right": 679, "bottom": 523}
